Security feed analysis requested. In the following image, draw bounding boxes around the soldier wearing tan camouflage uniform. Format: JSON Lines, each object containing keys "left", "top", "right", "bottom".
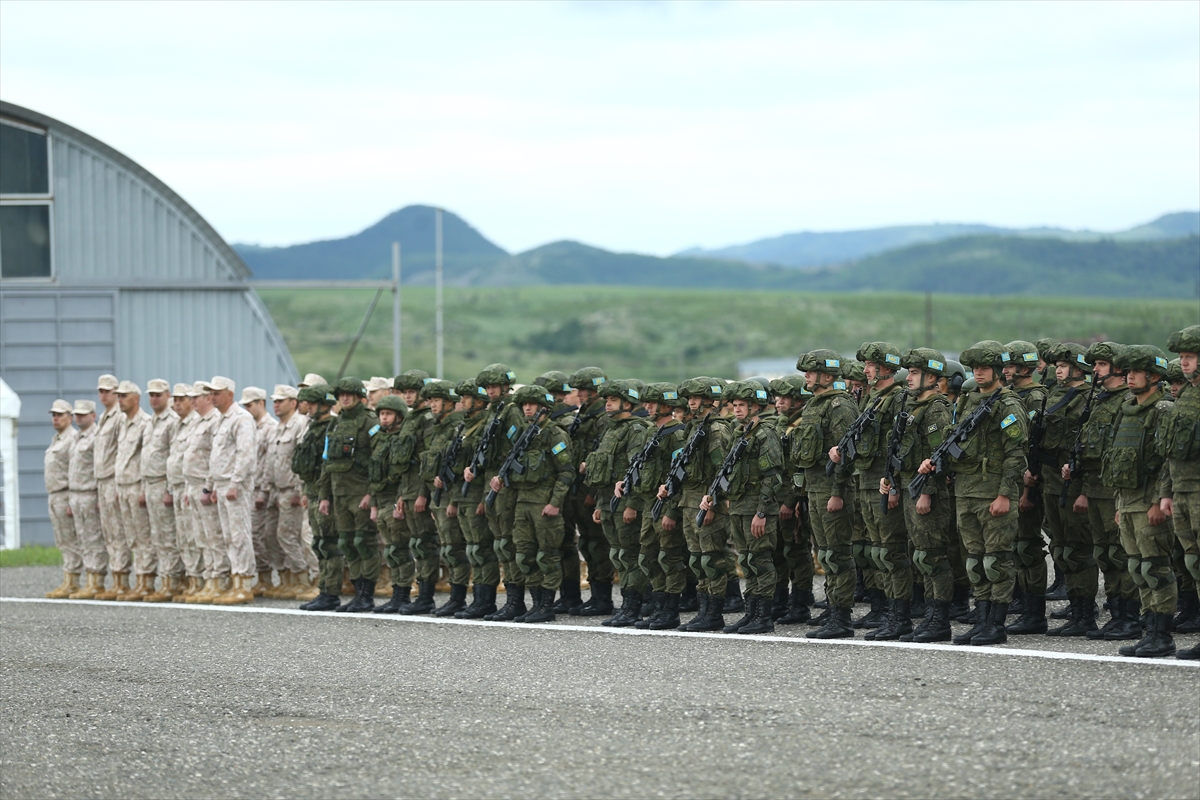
{"left": 167, "top": 384, "right": 204, "bottom": 601}
{"left": 92, "top": 374, "right": 129, "bottom": 600}
{"left": 43, "top": 399, "right": 80, "bottom": 598}
{"left": 140, "top": 379, "right": 183, "bottom": 601}
{"left": 206, "top": 376, "right": 259, "bottom": 605}
{"left": 114, "top": 381, "right": 154, "bottom": 600}
{"left": 263, "top": 384, "right": 311, "bottom": 599}
{"left": 67, "top": 400, "right": 107, "bottom": 599}
{"left": 184, "top": 383, "right": 226, "bottom": 604}
{"left": 242, "top": 386, "right": 281, "bottom": 596}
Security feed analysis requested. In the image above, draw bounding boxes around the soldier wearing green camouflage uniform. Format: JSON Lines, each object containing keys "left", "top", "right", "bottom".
{"left": 389, "top": 370, "right": 438, "bottom": 614}
{"left": 318, "top": 377, "right": 381, "bottom": 613}
{"left": 1162, "top": 353, "right": 1199, "bottom": 636}
{"left": 1103, "top": 345, "right": 1177, "bottom": 658}
{"left": 565, "top": 367, "right": 615, "bottom": 617}
{"left": 1163, "top": 326, "right": 1200, "bottom": 659}
{"left": 295, "top": 385, "right": 343, "bottom": 611}
{"left": 452, "top": 380, "right": 500, "bottom": 619}
{"left": 1002, "top": 340, "right": 1051, "bottom": 634}
{"left": 922, "top": 341, "right": 1028, "bottom": 646}
{"left": 416, "top": 380, "right": 469, "bottom": 616}
{"left": 771, "top": 376, "right": 815, "bottom": 624}
{"left": 368, "top": 394, "right": 414, "bottom": 613}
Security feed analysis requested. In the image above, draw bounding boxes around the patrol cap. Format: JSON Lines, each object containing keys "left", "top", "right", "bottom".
{"left": 375, "top": 394, "right": 409, "bottom": 416}
{"left": 97, "top": 374, "right": 119, "bottom": 391}
{"left": 901, "top": 348, "right": 948, "bottom": 377}
{"left": 534, "top": 371, "right": 573, "bottom": 393}
{"left": 334, "top": 376, "right": 366, "bottom": 397}
{"left": 1048, "top": 342, "right": 1092, "bottom": 374}
{"left": 1168, "top": 325, "right": 1200, "bottom": 354}
{"left": 1118, "top": 344, "right": 1170, "bottom": 377}
{"left": 366, "top": 376, "right": 392, "bottom": 393}
{"left": 49, "top": 399, "right": 72, "bottom": 414}
{"left": 856, "top": 342, "right": 903, "bottom": 369}
{"left": 191, "top": 381, "right": 209, "bottom": 396}
{"left": 298, "top": 373, "right": 327, "bottom": 388}
{"left": 796, "top": 349, "right": 842, "bottom": 375}
{"left": 270, "top": 384, "right": 298, "bottom": 401}
{"left": 512, "top": 383, "right": 555, "bottom": 407}
{"left": 114, "top": 380, "right": 141, "bottom": 395}
{"left": 420, "top": 379, "right": 458, "bottom": 401}
{"left": 960, "top": 341, "right": 1006, "bottom": 369}
{"left": 1001, "top": 341, "right": 1039, "bottom": 367}
{"left": 239, "top": 386, "right": 267, "bottom": 404}
{"left": 1085, "top": 341, "right": 1124, "bottom": 365}
{"left": 73, "top": 399, "right": 96, "bottom": 415}
{"left": 146, "top": 379, "right": 170, "bottom": 394}
{"left": 568, "top": 366, "right": 607, "bottom": 390}
{"left": 201, "top": 376, "right": 235, "bottom": 394}
{"left": 393, "top": 370, "right": 432, "bottom": 391}
{"left": 172, "top": 383, "right": 192, "bottom": 397}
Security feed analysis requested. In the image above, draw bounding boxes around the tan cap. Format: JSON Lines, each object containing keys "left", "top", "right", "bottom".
{"left": 202, "top": 376, "right": 236, "bottom": 393}
{"left": 239, "top": 386, "right": 267, "bottom": 404}
{"left": 190, "top": 381, "right": 209, "bottom": 397}
{"left": 97, "top": 374, "right": 119, "bottom": 391}
{"left": 49, "top": 399, "right": 73, "bottom": 414}
{"left": 299, "top": 373, "right": 327, "bottom": 388}
{"left": 114, "top": 380, "right": 140, "bottom": 395}
{"left": 73, "top": 399, "right": 96, "bottom": 415}
{"left": 171, "top": 383, "right": 192, "bottom": 397}
{"left": 367, "top": 376, "right": 392, "bottom": 392}
{"left": 270, "top": 384, "right": 298, "bottom": 400}
{"left": 146, "top": 378, "right": 170, "bottom": 394}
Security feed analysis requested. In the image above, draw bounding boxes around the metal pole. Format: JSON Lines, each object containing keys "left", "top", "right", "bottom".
{"left": 435, "top": 208, "right": 444, "bottom": 379}
{"left": 392, "top": 242, "right": 401, "bottom": 375}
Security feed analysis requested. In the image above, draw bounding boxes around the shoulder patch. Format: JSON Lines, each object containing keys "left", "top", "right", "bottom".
{"left": 927, "top": 423, "right": 939, "bottom": 433}
{"left": 368, "top": 424, "right": 380, "bottom": 436}
{"left": 671, "top": 447, "right": 684, "bottom": 461}
{"left": 552, "top": 441, "right": 567, "bottom": 455}
{"left": 1000, "top": 414, "right": 1018, "bottom": 429}
{"left": 507, "top": 424, "right": 517, "bottom": 439}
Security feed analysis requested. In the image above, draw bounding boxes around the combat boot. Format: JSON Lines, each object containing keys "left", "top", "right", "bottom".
{"left": 1047, "top": 596, "right": 1080, "bottom": 636}
{"left": 912, "top": 601, "right": 953, "bottom": 643}
{"left": 375, "top": 566, "right": 393, "bottom": 599}
{"left": 871, "top": 599, "right": 913, "bottom": 641}
{"left": 338, "top": 578, "right": 375, "bottom": 613}
{"left": 723, "top": 596, "right": 758, "bottom": 634}
{"left": 689, "top": 594, "right": 726, "bottom": 632}
{"left": 574, "top": 581, "right": 613, "bottom": 617}
{"left": 214, "top": 575, "right": 255, "bottom": 605}
{"left": 952, "top": 600, "right": 992, "bottom": 645}
{"left": 807, "top": 605, "right": 831, "bottom": 627}
{"left": 515, "top": 587, "right": 541, "bottom": 623}
{"left": 121, "top": 573, "right": 153, "bottom": 601}
{"left": 69, "top": 572, "right": 105, "bottom": 600}
{"left": 1104, "top": 597, "right": 1142, "bottom": 640}
{"left": 970, "top": 602, "right": 1008, "bottom": 645}
{"left": 649, "top": 593, "right": 682, "bottom": 630}
{"left": 171, "top": 576, "right": 194, "bottom": 603}
{"left": 910, "top": 582, "right": 927, "bottom": 620}
{"left": 302, "top": 591, "right": 341, "bottom": 611}
{"left": 864, "top": 599, "right": 894, "bottom": 641}
{"left": 738, "top": 596, "right": 775, "bottom": 635}
{"left": 435, "top": 584, "right": 468, "bottom": 617}
{"left": 608, "top": 590, "right": 643, "bottom": 628}
{"left": 901, "top": 602, "right": 935, "bottom": 642}
{"left": 680, "top": 593, "right": 710, "bottom": 631}
{"left": 144, "top": 575, "right": 178, "bottom": 603}
{"left": 341, "top": 569, "right": 354, "bottom": 597}
{"left": 486, "top": 584, "right": 526, "bottom": 621}
{"left": 724, "top": 581, "right": 746, "bottom": 615}
{"left": 1133, "top": 612, "right": 1175, "bottom": 658}
{"left": 457, "top": 584, "right": 497, "bottom": 619}
{"left": 552, "top": 580, "right": 582, "bottom": 615}
{"left": 186, "top": 577, "right": 217, "bottom": 604}
{"left": 293, "top": 573, "right": 318, "bottom": 602}
{"left": 1052, "top": 595, "right": 1098, "bottom": 637}
{"left": 403, "top": 581, "right": 436, "bottom": 615}
{"left": 336, "top": 579, "right": 361, "bottom": 612}
{"left": 95, "top": 571, "right": 128, "bottom": 601}
{"left": 1173, "top": 590, "right": 1200, "bottom": 633}
{"left": 1006, "top": 594, "right": 1048, "bottom": 635}
{"left": 375, "top": 585, "right": 413, "bottom": 614}
{"left": 854, "top": 588, "right": 887, "bottom": 629}
{"left": 853, "top": 568, "right": 867, "bottom": 603}
{"left": 1118, "top": 612, "right": 1154, "bottom": 655}
{"left": 777, "top": 588, "right": 812, "bottom": 625}
{"left": 771, "top": 584, "right": 789, "bottom": 621}
{"left": 252, "top": 570, "right": 273, "bottom": 597}
{"left": 262, "top": 571, "right": 286, "bottom": 599}
{"left": 1046, "top": 566, "right": 1067, "bottom": 601}
{"left": 807, "top": 605, "right": 854, "bottom": 639}
{"left": 679, "top": 578, "right": 699, "bottom": 613}
{"left": 635, "top": 592, "right": 666, "bottom": 630}
{"left": 1008, "top": 583, "right": 1025, "bottom": 616}
{"left": 524, "top": 588, "right": 558, "bottom": 624}
{"left": 1176, "top": 641, "right": 1200, "bottom": 659}
{"left": 949, "top": 583, "right": 971, "bottom": 620}
{"left": 45, "top": 572, "right": 79, "bottom": 599}
{"left": 1088, "top": 596, "right": 1123, "bottom": 639}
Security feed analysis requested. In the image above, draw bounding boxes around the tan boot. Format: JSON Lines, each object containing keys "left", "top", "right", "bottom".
{"left": 122, "top": 573, "right": 154, "bottom": 601}
{"left": 95, "top": 572, "right": 129, "bottom": 601}
{"left": 45, "top": 572, "right": 80, "bottom": 599}
{"left": 263, "top": 571, "right": 287, "bottom": 599}
{"left": 213, "top": 575, "right": 254, "bottom": 605}
{"left": 292, "top": 572, "right": 319, "bottom": 601}
{"left": 341, "top": 567, "right": 354, "bottom": 596}
{"left": 188, "top": 576, "right": 222, "bottom": 604}
{"left": 376, "top": 565, "right": 393, "bottom": 598}
{"left": 69, "top": 572, "right": 104, "bottom": 600}
{"left": 436, "top": 564, "right": 451, "bottom": 593}
{"left": 252, "top": 570, "right": 272, "bottom": 597}
{"left": 172, "top": 576, "right": 197, "bottom": 603}
{"left": 581, "top": 561, "right": 590, "bottom": 591}
{"left": 144, "top": 575, "right": 177, "bottom": 603}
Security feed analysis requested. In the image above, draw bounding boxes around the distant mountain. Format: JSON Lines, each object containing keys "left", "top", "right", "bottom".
{"left": 678, "top": 212, "right": 1200, "bottom": 269}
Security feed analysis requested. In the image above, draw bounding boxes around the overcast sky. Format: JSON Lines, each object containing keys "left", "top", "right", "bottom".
{"left": 2, "top": 1, "right": 1197, "bottom": 255}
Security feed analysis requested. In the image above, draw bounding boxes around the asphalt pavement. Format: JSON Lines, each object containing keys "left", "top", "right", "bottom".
{"left": 2, "top": 566, "right": 1198, "bottom": 799}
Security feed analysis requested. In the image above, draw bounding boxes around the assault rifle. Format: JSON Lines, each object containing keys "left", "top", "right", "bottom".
{"left": 880, "top": 392, "right": 911, "bottom": 515}
{"left": 1023, "top": 366, "right": 1053, "bottom": 505}
{"left": 611, "top": 422, "right": 684, "bottom": 513}
{"left": 462, "top": 400, "right": 506, "bottom": 497}
{"left": 485, "top": 408, "right": 548, "bottom": 508}
{"left": 651, "top": 412, "right": 713, "bottom": 522}
{"left": 825, "top": 394, "right": 886, "bottom": 476}
{"left": 1059, "top": 378, "right": 1105, "bottom": 508}
{"left": 431, "top": 422, "right": 465, "bottom": 506}
{"left": 908, "top": 389, "right": 1003, "bottom": 499}
{"left": 695, "top": 419, "right": 758, "bottom": 527}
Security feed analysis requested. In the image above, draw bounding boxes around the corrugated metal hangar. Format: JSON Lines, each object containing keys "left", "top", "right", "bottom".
{"left": 0, "top": 99, "right": 299, "bottom": 547}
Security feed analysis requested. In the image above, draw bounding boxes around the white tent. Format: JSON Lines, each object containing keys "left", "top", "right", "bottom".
{"left": 0, "top": 379, "right": 20, "bottom": 549}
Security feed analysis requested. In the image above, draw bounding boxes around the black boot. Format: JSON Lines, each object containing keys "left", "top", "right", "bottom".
{"left": 374, "top": 586, "right": 412, "bottom": 614}
{"left": 806, "top": 605, "right": 831, "bottom": 627}
{"left": 723, "top": 595, "right": 758, "bottom": 634}
{"left": 901, "top": 602, "right": 935, "bottom": 642}
{"left": 635, "top": 592, "right": 665, "bottom": 630}
{"left": 1052, "top": 595, "right": 1098, "bottom": 637}
{"left": 1046, "top": 566, "right": 1067, "bottom": 601}
{"left": 952, "top": 600, "right": 992, "bottom": 645}
{"left": 1104, "top": 597, "right": 1142, "bottom": 640}
{"left": 1119, "top": 612, "right": 1153, "bottom": 655}
{"left": 650, "top": 593, "right": 682, "bottom": 630}
{"left": 1176, "top": 641, "right": 1200, "bottom": 659}
{"left": 680, "top": 593, "right": 710, "bottom": 631}
{"left": 777, "top": 588, "right": 812, "bottom": 625}
{"left": 872, "top": 599, "right": 913, "bottom": 641}
{"left": 401, "top": 580, "right": 435, "bottom": 615}
{"left": 912, "top": 600, "right": 952, "bottom": 643}
{"left": 608, "top": 589, "right": 643, "bottom": 628}
{"left": 335, "top": 579, "right": 361, "bottom": 612}
{"left": 303, "top": 591, "right": 341, "bottom": 612}
{"left": 1006, "top": 594, "right": 1048, "bottom": 635}
{"left": 1134, "top": 612, "right": 1176, "bottom": 658}
{"left": 524, "top": 587, "right": 558, "bottom": 624}
{"left": 486, "top": 583, "right": 526, "bottom": 621}
{"left": 1008, "top": 582, "right": 1025, "bottom": 616}
{"left": 1088, "top": 596, "right": 1123, "bottom": 639}
{"left": 687, "top": 594, "right": 726, "bottom": 632}
{"left": 515, "top": 587, "right": 541, "bottom": 623}
{"left": 679, "top": 578, "right": 699, "bottom": 613}
{"left": 854, "top": 588, "right": 887, "bottom": 629}
{"left": 853, "top": 568, "right": 868, "bottom": 603}
{"left": 434, "top": 583, "right": 468, "bottom": 617}
{"left": 771, "top": 583, "right": 789, "bottom": 621}
{"left": 341, "top": 578, "right": 375, "bottom": 613}
{"left": 724, "top": 581, "right": 746, "bottom": 615}
{"left": 910, "top": 582, "right": 927, "bottom": 620}
{"left": 864, "top": 599, "right": 895, "bottom": 641}
{"left": 458, "top": 584, "right": 497, "bottom": 619}
{"left": 970, "top": 602, "right": 1008, "bottom": 645}
{"left": 739, "top": 596, "right": 775, "bottom": 634}
{"left": 1047, "top": 596, "right": 1080, "bottom": 636}
{"left": 574, "top": 581, "right": 614, "bottom": 617}
{"left": 1173, "top": 590, "right": 1200, "bottom": 634}
{"left": 807, "top": 604, "right": 854, "bottom": 639}
{"left": 552, "top": 581, "right": 582, "bottom": 615}
{"left": 949, "top": 583, "right": 971, "bottom": 620}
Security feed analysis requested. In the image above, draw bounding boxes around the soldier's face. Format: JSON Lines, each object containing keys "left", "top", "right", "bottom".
{"left": 1002, "top": 364, "right": 1017, "bottom": 382}
{"left": 604, "top": 396, "right": 622, "bottom": 414}
{"left": 51, "top": 411, "right": 71, "bottom": 432}
{"left": 1125, "top": 370, "right": 1151, "bottom": 393}
{"left": 149, "top": 391, "right": 169, "bottom": 413}
{"left": 576, "top": 388, "right": 595, "bottom": 406}
{"left": 98, "top": 388, "right": 116, "bottom": 409}
{"left": 400, "top": 389, "right": 420, "bottom": 406}
{"left": 1054, "top": 361, "right": 1074, "bottom": 383}
{"left": 731, "top": 400, "right": 751, "bottom": 420}
{"left": 117, "top": 393, "right": 139, "bottom": 413}
{"left": 195, "top": 394, "right": 213, "bottom": 414}
{"left": 378, "top": 409, "right": 398, "bottom": 428}
{"left": 74, "top": 412, "right": 95, "bottom": 430}
{"left": 972, "top": 366, "right": 997, "bottom": 387}
{"left": 522, "top": 402, "right": 540, "bottom": 418}
{"left": 687, "top": 396, "right": 703, "bottom": 413}
{"left": 642, "top": 401, "right": 661, "bottom": 418}
{"left": 428, "top": 398, "right": 451, "bottom": 416}
{"left": 173, "top": 396, "right": 192, "bottom": 417}
{"left": 274, "top": 398, "right": 296, "bottom": 418}
{"left": 1180, "top": 352, "right": 1197, "bottom": 378}
{"left": 804, "top": 371, "right": 819, "bottom": 391}
{"left": 297, "top": 400, "right": 311, "bottom": 416}
{"left": 367, "top": 389, "right": 385, "bottom": 407}
{"left": 337, "top": 392, "right": 360, "bottom": 411}
{"left": 863, "top": 362, "right": 878, "bottom": 382}
{"left": 1170, "top": 381, "right": 1185, "bottom": 399}
{"left": 907, "top": 368, "right": 924, "bottom": 392}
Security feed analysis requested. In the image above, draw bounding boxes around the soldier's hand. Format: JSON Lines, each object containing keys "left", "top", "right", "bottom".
{"left": 1061, "top": 464, "right": 1072, "bottom": 481}
{"left": 164, "top": 492, "right": 173, "bottom": 507}
{"left": 989, "top": 494, "right": 1011, "bottom": 518}
{"left": 489, "top": 476, "right": 503, "bottom": 493}
{"left": 319, "top": 499, "right": 330, "bottom": 516}
{"left": 1114, "top": 510, "right": 1120, "bottom": 526}
{"left": 828, "top": 446, "right": 842, "bottom": 464}
{"left": 614, "top": 480, "right": 625, "bottom": 498}
{"left": 464, "top": 467, "right": 475, "bottom": 483}
{"left": 622, "top": 506, "right": 637, "bottom": 524}
{"left": 656, "top": 485, "right": 669, "bottom": 500}
{"left": 1160, "top": 497, "right": 1174, "bottom": 517}
{"left": 370, "top": 506, "right": 378, "bottom": 522}
{"left": 779, "top": 503, "right": 794, "bottom": 520}
{"left": 751, "top": 514, "right": 766, "bottom": 538}
{"left": 476, "top": 502, "right": 486, "bottom": 516}
{"left": 1023, "top": 470, "right": 1038, "bottom": 487}
{"left": 358, "top": 494, "right": 370, "bottom": 511}
{"left": 1073, "top": 494, "right": 1089, "bottom": 514}
{"left": 702, "top": 508, "right": 715, "bottom": 527}
{"left": 662, "top": 516, "right": 677, "bottom": 531}
{"left": 887, "top": 490, "right": 900, "bottom": 511}
{"left": 447, "top": 504, "right": 458, "bottom": 519}
{"left": 579, "top": 462, "right": 587, "bottom": 474}
{"left": 433, "top": 476, "right": 444, "bottom": 490}
{"left": 826, "top": 495, "right": 843, "bottom": 513}
{"left": 66, "top": 505, "right": 73, "bottom": 517}
{"left": 290, "top": 493, "right": 303, "bottom": 507}
{"left": 394, "top": 499, "right": 405, "bottom": 519}
{"left": 592, "top": 508, "right": 602, "bottom": 524}
{"left": 415, "top": 495, "right": 428, "bottom": 513}
{"left": 699, "top": 495, "right": 713, "bottom": 512}
{"left": 300, "top": 495, "right": 308, "bottom": 508}
{"left": 1147, "top": 504, "right": 1166, "bottom": 527}
{"left": 916, "top": 493, "right": 932, "bottom": 515}
{"left": 1018, "top": 488, "right": 1034, "bottom": 513}
{"left": 138, "top": 493, "right": 146, "bottom": 507}
{"left": 543, "top": 504, "right": 560, "bottom": 517}
{"left": 878, "top": 478, "right": 891, "bottom": 496}
{"left": 917, "top": 459, "right": 935, "bottom": 475}
{"left": 584, "top": 495, "right": 596, "bottom": 508}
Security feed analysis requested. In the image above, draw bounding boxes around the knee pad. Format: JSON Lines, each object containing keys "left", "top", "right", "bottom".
{"left": 1014, "top": 539, "right": 1042, "bottom": 569}
{"left": 1060, "top": 544, "right": 1096, "bottom": 574}
{"left": 465, "top": 543, "right": 480, "bottom": 567}
{"left": 608, "top": 546, "right": 620, "bottom": 569}
{"left": 1050, "top": 545, "right": 1064, "bottom": 566}
{"left": 1128, "top": 556, "right": 1147, "bottom": 587}
{"left": 337, "top": 532, "right": 351, "bottom": 555}
{"left": 852, "top": 542, "right": 871, "bottom": 570}
{"left": 699, "top": 552, "right": 722, "bottom": 579}
{"left": 352, "top": 532, "right": 371, "bottom": 561}
{"left": 384, "top": 544, "right": 403, "bottom": 568}
{"left": 1092, "top": 545, "right": 1109, "bottom": 572}
{"left": 493, "top": 537, "right": 513, "bottom": 561}
{"left": 514, "top": 552, "right": 532, "bottom": 575}
{"left": 965, "top": 552, "right": 984, "bottom": 586}
{"left": 827, "top": 545, "right": 853, "bottom": 575}
{"left": 983, "top": 551, "right": 1013, "bottom": 583}
{"left": 737, "top": 551, "right": 755, "bottom": 578}
{"left": 1184, "top": 553, "right": 1200, "bottom": 583}
{"left": 912, "top": 549, "right": 934, "bottom": 577}
{"left": 536, "top": 550, "right": 552, "bottom": 573}
{"left": 1140, "top": 556, "right": 1174, "bottom": 590}
{"left": 688, "top": 552, "right": 702, "bottom": 576}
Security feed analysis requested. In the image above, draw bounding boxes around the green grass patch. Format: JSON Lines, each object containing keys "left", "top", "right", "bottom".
{"left": 260, "top": 286, "right": 1199, "bottom": 384}
{"left": 0, "top": 545, "right": 63, "bottom": 568}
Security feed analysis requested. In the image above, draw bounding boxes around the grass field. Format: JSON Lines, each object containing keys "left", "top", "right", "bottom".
{"left": 259, "top": 286, "right": 1199, "bottom": 384}
{"left": 0, "top": 546, "right": 62, "bottom": 568}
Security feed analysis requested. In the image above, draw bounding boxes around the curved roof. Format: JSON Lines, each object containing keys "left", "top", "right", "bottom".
{"left": 0, "top": 99, "right": 251, "bottom": 279}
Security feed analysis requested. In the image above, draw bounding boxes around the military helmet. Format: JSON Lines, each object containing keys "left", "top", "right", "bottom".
{"left": 297, "top": 386, "right": 322, "bottom": 404}
{"left": 641, "top": 382, "right": 681, "bottom": 407}
{"left": 334, "top": 376, "right": 366, "bottom": 397}
{"left": 768, "top": 378, "right": 792, "bottom": 398}
{"left": 901, "top": 348, "right": 948, "bottom": 377}
{"left": 393, "top": 369, "right": 432, "bottom": 391}
{"left": 1166, "top": 358, "right": 1185, "bottom": 384}
{"left": 745, "top": 376, "right": 771, "bottom": 392}
{"left": 419, "top": 379, "right": 458, "bottom": 401}
{"left": 961, "top": 376, "right": 978, "bottom": 393}
{"left": 771, "top": 375, "right": 810, "bottom": 400}
{"left": 455, "top": 379, "right": 483, "bottom": 400}
{"left": 512, "top": 383, "right": 555, "bottom": 408}
{"left": 856, "top": 342, "right": 903, "bottom": 370}
{"left": 678, "top": 376, "right": 724, "bottom": 400}
{"left": 960, "top": 340, "right": 1006, "bottom": 369}
{"left": 568, "top": 366, "right": 607, "bottom": 390}
{"left": 534, "top": 371, "right": 572, "bottom": 393}
{"left": 1048, "top": 342, "right": 1093, "bottom": 374}
{"left": 725, "top": 380, "right": 771, "bottom": 405}
{"left": 311, "top": 383, "right": 338, "bottom": 404}
{"left": 796, "top": 349, "right": 843, "bottom": 375}
{"left": 1001, "top": 341, "right": 1040, "bottom": 368}
{"left": 1117, "top": 344, "right": 1171, "bottom": 377}
{"left": 840, "top": 359, "right": 867, "bottom": 383}
{"left": 375, "top": 394, "right": 409, "bottom": 417}
{"left": 476, "top": 363, "right": 516, "bottom": 387}
{"left": 1168, "top": 325, "right": 1200, "bottom": 355}
{"left": 611, "top": 379, "right": 645, "bottom": 406}
{"left": 1035, "top": 338, "right": 1060, "bottom": 363}
{"left": 1085, "top": 341, "right": 1124, "bottom": 366}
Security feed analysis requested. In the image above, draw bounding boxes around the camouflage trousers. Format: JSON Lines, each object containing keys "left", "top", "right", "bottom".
{"left": 681, "top": 491, "right": 731, "bottom": 597}
{"left": 252, "top": 487, "right": 283, "bottom": 574}
{"left": 118, "top": 481, "right": 154, "bottom": 576}
{"left": 600, "top": 504, "right": 648, "bottom": 595}
{"left": 143, "top": 478, "right": 182, "bottom": 578}
{"left": 48, "top": 490, "right": 81, "bottom": 574}
{"left": 486, "top": 479, "right": 521, "bottom": 586}
{"left": 728, "top": 513, "right": 778, "bottom": 598}
{"left": 902, "top": 481, "right": 953, "bottom": 603}
{"left": 169, "top": 483, "right": 203, "bottom": 578}
{"left": 644, "top": 509, "right": 686, "bottom": 594}
{"left": 98, "top": 477, "right": 129, "bottom": 574}
{"left": 307, "top": 496, "right": 342, "bottom": 595}
{"left": 187, "top": 482, "right": 226, "bottom": 579}
{"left": 457, "top": 482, "right": 499, "bottom": 588}
{"left": 808, "top": 492, "right": 855, "bottom": 608}
{"left": 376, "top": 494, "right": 414, "bottom": 590}
{"left": 273, "top": 490, "right": 309, "bottom": 575}
{"left": 216, "top": 481, "right": 255, "bottom": 577}
{"left": 513, "top": 497, "right": 565, "bottom": 591}
{"left": 1117, "top": 501, "right": 1177, "bottom": 615}
{"left": 567, "top": 491, "right": 613, "bottom": 589}
{"left": 1042, "top": 470, "right": 1097, "bottom": 601}
{"left": 433, "top": 503, "right": 470, "bottom": 587}
{"left": 331, "top": 492, "right": 379, "bottom": 583}
{"left": 859, "top": 471, "right": 912, "bottom": 601}
{"left": 1084, "top": 492, "right": 1132, "bottom": 600}
{"left": 69, "top": 489, "right": 107, "bottom": 574}
{"left": 848, "top": 486, "right": 881, "bottom": 595}
{"left": 404, "top": 503, "right": 439, "bottom": 584}
{"left": 956, "top": 495, "right": 1017, "bottom": 604}
{"left": 1013, "top": 500, "right": 1048, "bottom": 596}
{"left": 1171, "top": 490, "right": 1200, "bottom": 587}
{"left": 773, "top": 505, "right": 814, "bottom": 598}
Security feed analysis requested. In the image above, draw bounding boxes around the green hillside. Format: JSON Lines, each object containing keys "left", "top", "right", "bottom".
{"left": 259, "top": 286, "right": 1198, "bottom": 385}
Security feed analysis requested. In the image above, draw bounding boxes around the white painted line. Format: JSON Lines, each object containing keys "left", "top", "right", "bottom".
{"left": 3, "top": 596, "right": 1198, "bottom": 669}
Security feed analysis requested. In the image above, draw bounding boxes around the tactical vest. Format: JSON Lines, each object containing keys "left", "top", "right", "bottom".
{"left": 508, "top": 425, "right": 569, "bottom": 487}
{"left": 855, "top": 382, "right": 904, "bottom": 470}
{"left": 292, "top": 418, "right": 329, "bottom": 483}
{"left": 682, "top": 415, "right": 733, "bottom": 489}
{"left": 1041, "top": 384, "right": 1087, "bottom": 454}
{"left": 948, "top": 389, "right": 1022, "bottom": 476}
{"left": 323, "top": 407, "right": 376, "bottom": 475}
{"left": 1102, "top": 394, "right": 1167, "bottom": 490}
{"left": 1078, "top": 389, "right": 1125, "bottom": 470}
{"left": 1158, "top": 384, "right": 1200, "bottom": 463}
{"left": 792, "top": 390, "right": 850, "bottom": 470}
{"left": 897, "top": 394, "right": 950, "bottom": 475}
{"left": 585, "top": 416, "right": 648, "bottom": 488}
